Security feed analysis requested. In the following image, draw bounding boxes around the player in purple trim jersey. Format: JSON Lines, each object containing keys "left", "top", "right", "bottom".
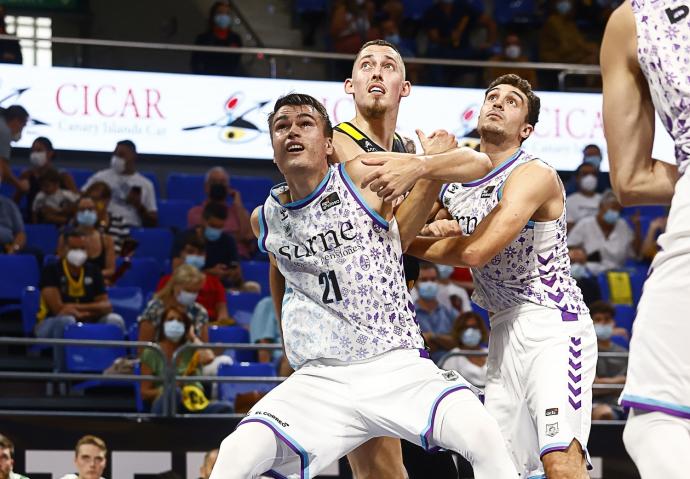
{"left": 602, "top": 2, "right": 689, "bottom": 478}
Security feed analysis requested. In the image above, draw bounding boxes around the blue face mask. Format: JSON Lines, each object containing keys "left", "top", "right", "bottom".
{"left": 556, "top": 0, "right": 572, "bottom": 15}
{"left": 583, "top": 155, "right": 602, "bottom": 169}
{"left": 570, "top": 263, "right": 589, "bottom": 280}
{"left": 204, "top": 226, "right": 222, "bottom": 241}
{"left": 436, "top": 265, "right": 454, "bottom": 280}
{"left": 603, "top": 209, "right": 620, "bottom": 225}
{"left": 164, "top": 320, "right": 186, "bottom": 342}
{"left": 214, "top": 13, "right": 231, "bottom": 29}
{"left": 76, "top": 209, "right": 98, "bottom": 226}
{"left": 185, "top": 254, "right": 206, "bottom": 270}
{"left": 461, "top": 327, "right": 482, "bottom": 347}
{"left": 417, "top": 281, "right": 438, "bottom": 300}
{"left": 594, "top": 323, "right": 614, "bottom": 341}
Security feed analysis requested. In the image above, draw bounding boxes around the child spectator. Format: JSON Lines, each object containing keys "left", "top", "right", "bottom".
{"left": 32, "top": 167, "right": 78, "bottom": 225}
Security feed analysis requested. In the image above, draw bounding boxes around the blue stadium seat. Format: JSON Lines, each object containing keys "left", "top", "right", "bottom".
{"left": 597, "top": 270, "right": 645, "bottom": 306}
{"left": 471, "top": 302, "right": 491, "bottom": 330}
{"left": 208, "top": 325, "right": 256, "bottom": 362}
{"left": 0, "top": 167, "right": 22, "bottom": 199}
{"left": 611, "top": 335, "right": 630, "bottom": 350}
{"left": 166, "top": 173, "right": 205, "bottom": 204}
{"left": 493, "top": 0, "right": 538, "bottom": 25}
{"left": 402, "top": 0, "right": 434, "bottom": 20}
{"left": 227, "top": 292, "right": 263, "bottom": 319}
{"left": 218, "top": 362, "right": 276, "bottom": 404}
{"left": 613, "top": 304, "right": 636, "bottom": 335}
{"left": 115, "top": 257, "right": 161, "bottom": 295}
{"left": 0, "top": 255, "right": 40, "bottom": 305}
{"left": 107, "top": 286, "right": 144, "bottom": 328}
{"left": 24, "top": 224, "right": 59, "bottom": 255}
{"left": 231, "top": 176, "right": 274, "bottom": 211}
{"left": 141, "top": 171, "right": 161, "bottom": 199}
{"left": 240, "top": 261, "right": 270, "bottom": 295}
{"left": 158, "top": 199, "right": 194, "bottom": 231}
{"left": 67, "top": 168, "right": 94, "bottom": 189}
{"left": 129, "top": 227, "right": 174, "bottom": 264}
{"left": 63, "top": 323, "right": 126, "bottom": 372}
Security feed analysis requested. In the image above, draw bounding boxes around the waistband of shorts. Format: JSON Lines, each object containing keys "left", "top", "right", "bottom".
{"left": 301, "top": 347, "right": 428, "bottom": 368}
{"left": 490, "top": 303, "right": 588, "bottom": 328}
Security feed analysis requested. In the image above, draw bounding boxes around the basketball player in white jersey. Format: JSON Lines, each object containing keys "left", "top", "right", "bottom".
{"left": 361, "top": 74, "right": 598, "bottom": 479}
{"left": 209, "top": 94, "right": 518, "bottom": 479}
{"left": 601, "top": 3, "right": 688, "bottom": 477}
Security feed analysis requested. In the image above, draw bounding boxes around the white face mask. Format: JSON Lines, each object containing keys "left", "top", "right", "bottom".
{"left": 30, "top": 151, "right": 48, "bottom": 167}
{"left": 505, "top": 45, "right": 521, "bottom": 59}
{"left": 111, "top": 155, "right": 127, "bottom": 174}
{"left": 579, "top": 174, "right": 598, "bottom": 193}
{"left": 66, "top": 249, "right": 88, "bottom": 267}
{"left": 176, "top": 290, "right": 198, "bottom": 306}
{"left": 164, "top": 320, "right": 186, "bottom": 342}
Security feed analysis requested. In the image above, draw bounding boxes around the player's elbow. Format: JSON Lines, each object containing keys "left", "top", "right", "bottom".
{"left": 611, "top": 180, "right": 645, "bottom": 207}
{"left": 461, "top": 247, "right": 489, "bottom": 268}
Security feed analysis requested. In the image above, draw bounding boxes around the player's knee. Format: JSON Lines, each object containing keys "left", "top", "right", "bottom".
{"left": 212, "top": 426, "right": 277, "bottom": 479}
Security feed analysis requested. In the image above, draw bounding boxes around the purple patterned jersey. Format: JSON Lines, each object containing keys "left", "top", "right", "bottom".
{"left": 258, "top": 164, "right": 424, "bottom": 369}
{"left": 440, "top": 149, "right": 588, "bottom": 316}
{"left": 632, "top": 0, "right": 690, "bottom": 174}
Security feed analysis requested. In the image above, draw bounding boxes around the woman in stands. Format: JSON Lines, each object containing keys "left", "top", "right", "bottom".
{"left": 14, "top": 137, "right": 76, "bottom": 222}
{"left": 58, "top": 196, "right": 116, "bottom": 283}
{"left": 140, "top": 304, "right": 233, "bottom": 414}
{"left": 440, "top": 312, "right": 490, "bottom": 388}
{"left": 83, "top": 181, "right": 130, "bottom": 256}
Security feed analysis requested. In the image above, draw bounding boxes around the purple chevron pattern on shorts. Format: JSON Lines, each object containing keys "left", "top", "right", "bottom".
{"left": 568, "top": 336, "right": 582, "bottom": 410}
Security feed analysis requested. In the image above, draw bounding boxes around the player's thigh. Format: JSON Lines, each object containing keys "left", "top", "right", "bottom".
{"left": 347, "top": 437, "right": 405, "bottom": 479}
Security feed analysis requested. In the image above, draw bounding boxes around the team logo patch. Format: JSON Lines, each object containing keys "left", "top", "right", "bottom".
{"left": 546, "top": 408, "right": 559, "bottom": 416}
{"left": 442, "top": 370, "right": 460, "bottom": 381}
{"left": 545, "top": 423, "right": 559, "bottom": 437}
{"left": 279, "top": 209, "right": 288, "bottom": 221}
{"left": 480, "top": 185, "right": 496, "bottom": 198}
{"left": 363, "top": 140, "right": 378, "bottom": 152}
{"left": 320, "top": 192, "right": 341, "bottom": 212}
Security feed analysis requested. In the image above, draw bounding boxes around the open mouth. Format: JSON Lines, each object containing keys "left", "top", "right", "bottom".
{"left": 286, "top": 142, "right": 305, "bottom": 153}
{"left": 368, "top": 83, "right": 386, "bottom": 95}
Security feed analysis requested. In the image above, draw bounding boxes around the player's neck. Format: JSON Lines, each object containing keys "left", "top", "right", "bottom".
{"left": 285, "top": 165, "right": 329, "bottom": 203}
{"left": 480, "top": 142, "right": 521, "bottom": 169}
{"left": 350, "top": 112, "right": 398, "bottom": 151}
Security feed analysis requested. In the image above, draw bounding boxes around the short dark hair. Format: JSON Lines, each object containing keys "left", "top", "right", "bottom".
{"left": 38, "top": 167, "right": 61, "bottom": 186}
{"left": 0, "top": 434, "right": 14, "bottom": 459}
{"left": 589, "top": 300, "right": 615, "bottom": 319}
{"left": 116, "top": 139, "right": 137, "bottom": 153}
{"left": 267, "top": 93, "right": 332, "bottom": 138}
{"left": 75, "top": 435, "right": 107, "bottom": 456}
{"left": 419, "top": 261, "right": 438, "bottom": 273}
{"left": 202, "top": 201, "right": 228, "bottom": 221}
{"left": 33, "top": 136, "right": 54, "bottom": 152}
{"left": 485, "top": 74, "right": 540, "bottom": 127}
{"left": 85, "top": 181, "right": 112, "bottom": 201}
{"left": 181, "top": 233, "right": 206, "bottom": 253}
{"left": 4, "top": 104, "right": 29, "bottom": 122}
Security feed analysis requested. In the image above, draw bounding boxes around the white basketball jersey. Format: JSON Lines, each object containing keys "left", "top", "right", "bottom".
{"left": 632, "top": 0, "right": 690, "bottom": 173}
{"left": 259, "top": 164, "right": 424, "bottom": 369}
{"left": 440, "top": 149, "right": 588, "bottom": 317}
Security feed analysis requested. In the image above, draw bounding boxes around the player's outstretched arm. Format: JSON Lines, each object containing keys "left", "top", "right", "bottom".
{"left": 408, "top": 162, "right": 559, "bottom": 267}
{"left": 601, "top": 2, "right": 678, "bottom": 206}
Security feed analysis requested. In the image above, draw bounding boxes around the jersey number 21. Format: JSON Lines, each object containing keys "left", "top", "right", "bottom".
{"left": 319, "top": 270, "right": 342, "bottom": 304}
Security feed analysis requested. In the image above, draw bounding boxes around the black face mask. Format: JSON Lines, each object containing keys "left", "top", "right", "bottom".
{"left": 209, "top": 183, "right": 227, "bottom": 201}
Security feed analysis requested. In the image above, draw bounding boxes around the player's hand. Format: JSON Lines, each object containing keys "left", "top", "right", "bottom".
{"left": 420, "top": 219, "right": 462, "bottom": 237}
{"left": 360, "top": 157, "right": 425, "bottom": 203}
{"left": 420, "top": 129, "right": 457, "bottom": 155}
{"left": 650, "top": 216, "right": 667, "bottom": 232}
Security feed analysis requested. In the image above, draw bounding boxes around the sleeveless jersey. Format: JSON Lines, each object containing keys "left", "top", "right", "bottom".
{"left": 258, "top": 164, "right": 424, "bottom": 369}
{"left": 333, "top": 121, "right": 408, "bottom": 153}
{"left": 439, "top": 149, "right": 588, "bottom": 317}
{"left": 632, "top": 0, "right": 690, "bottom": 173}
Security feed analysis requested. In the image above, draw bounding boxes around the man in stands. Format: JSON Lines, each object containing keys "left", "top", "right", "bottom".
{"left": 0, "top": 105, "right": 29, "bottom": 195}
{"left": 0, "top": 434, "right": 29, "bottom": 479}
{"left": 82, "top": 140, "right": 157, "bottom": 228}
{"left": 59, "top": 435, "right": 107, "bottom": 479}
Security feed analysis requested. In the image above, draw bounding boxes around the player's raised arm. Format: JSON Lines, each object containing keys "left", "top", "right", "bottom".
{"left": 408, "top": 161, "right": 559, "bottom": 267}
{"left": 601, "top": 2, "right": 678, "bottom": 206}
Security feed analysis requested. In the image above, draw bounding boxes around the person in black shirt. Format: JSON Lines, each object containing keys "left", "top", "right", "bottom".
{"left": 191, "top": 1, "right": 243, "bottom": 76}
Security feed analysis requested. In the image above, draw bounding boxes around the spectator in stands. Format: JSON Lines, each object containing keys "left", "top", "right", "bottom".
{"left": 440, "top": 312, "right": 489, "bottom": 388}
{"left": 162, "top": 234, "right": 232, "bottom": 325}
{"left": 36, "top": 228, "right": 125, "bottom": 368}
{"left": 567, "top": 192, "right": 641, "bottom": 275}
{"left": 82, "top": 140, "right": 157, "bottom": 228}
{"left": 566, "top": 162, "right": 602, "bottom": 230}
{"left": 250, "top": 296, "right": 281, "bottom": 364}
{"left": 60, "top": 435, "right": 107, "bottom": 479}
{"left": 641, "top": 214, "right": 667, "bottom": 262}
{"left": 0, "top": 191, "right": 26, "bottom": 255}
{"left": 83, "top": 181, "right": 130, "bottom": 256}
{"left": 31, "top": 168, "right": 78, "bottom": 225}
{"left": 411, "top": 264, "right": 471, "bottom": 314}
{"left": 568, "top": 245, "right": 601, "bottom": 305}
{"left": 58, "top": 196, "right": 116, "bottom": 282}
{"left": 414, "top": 262, "right": 456, "bottom": 362}
{"left": 565, "top": 144, "right": 611, "bottom": 195}
{"left": 590, "top": 301, "right": 628, "bottom": 420}
{"left": 539, "top": 1, "right": 598, "bottom": 64}
{"left": 0, "top": 7, "right": 21, "bottom": 65}
{"left": 0, "top": 105, "right": 29, "bottom": 195}
{"left": 140, "top": 303, "right": 232, "bottom": 414}
{"left": 0, "top": 433, "right": 29, "bottom": 479}
{"left": 485, "top": 33, "right": 537, "bottom": 88}
{"left": 329, "top": 0, "right": 376, "bottom": 54}
{"left": 187, "top": 167, "right": 254, "bottom": 258}
{"left": 191, "top": 1, "right": 243, "bottom": 77}
{"left": 199, "top": 448, "right": 218, "bottom": 479}
{"left": 15, "top": 137, "right": 77, "bottom": 222}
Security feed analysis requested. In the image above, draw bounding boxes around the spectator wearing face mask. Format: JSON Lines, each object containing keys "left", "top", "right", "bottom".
{"left": 36, "top": 227, "right": 125, "bottom": 368}
{"left": 567, "top": 192, "right": 641, "bottom": 275}
{"left": 187, "top": 167, "right": 254, "bottom": 259}
{"left": 31, "top": 168, "right": 78, "bottom": 226}
{"left": 439, "top": 312, "right": 489, "bottom": 388}
{"left": 565, "top": 144, "right": 611, "bottom": 195}
{"left": 15, "top": 137, "right": 77, "bottom": 222}
{"left": 161, "top": 235, "right": 232, "bottom": 325}
{"left": 590, "top": 301, "right": 628, "bottom": 420}
{"left": 411, "top": 264, "right": 471, "bottom": 314}
{"left": 0, "top": 105, "right": 30, "bottom": 195}
{"left": 566, "top": 162, "right": 602, "bottom": 230}
{"left": 414, "top": 262, "right": 456, "bottom": 362}
{"left": 82, "top": 140, "right": 157, "bottom": 228}
{"left": 539, "top": 0, "right": 598, "bottom": 65}
{"left": 191, "top": 1, "right": 243, "bottom": 76}
{"left": 485, "top": 33, "right": 537, "bottom": 88}
{"left": 83, "top": 181, "right": 130, "bottom": 256}
{"left": 568, "top": 245, "right": 601, "bottom": 305}
{"left": 140, "top": 304, "right": 233, "bottom": 415}
{"left": 58, "top": 196, "right": 116, "bottom": 282}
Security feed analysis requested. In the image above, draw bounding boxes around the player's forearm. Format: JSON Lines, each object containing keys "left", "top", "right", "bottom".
{"left": 610, "top": 158, "right": 678, "bottom": 206}
{"left": 75, "top": 300, "right": 112, "bottom": 317}
{"left": 418, "top": 147, "right": 492, "bottom": 183}
{"left": 407, "top": 236, "right": 473, "bottom": 267}
{"left": 396, "top": 179, "right": 444, "bottom": 251}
